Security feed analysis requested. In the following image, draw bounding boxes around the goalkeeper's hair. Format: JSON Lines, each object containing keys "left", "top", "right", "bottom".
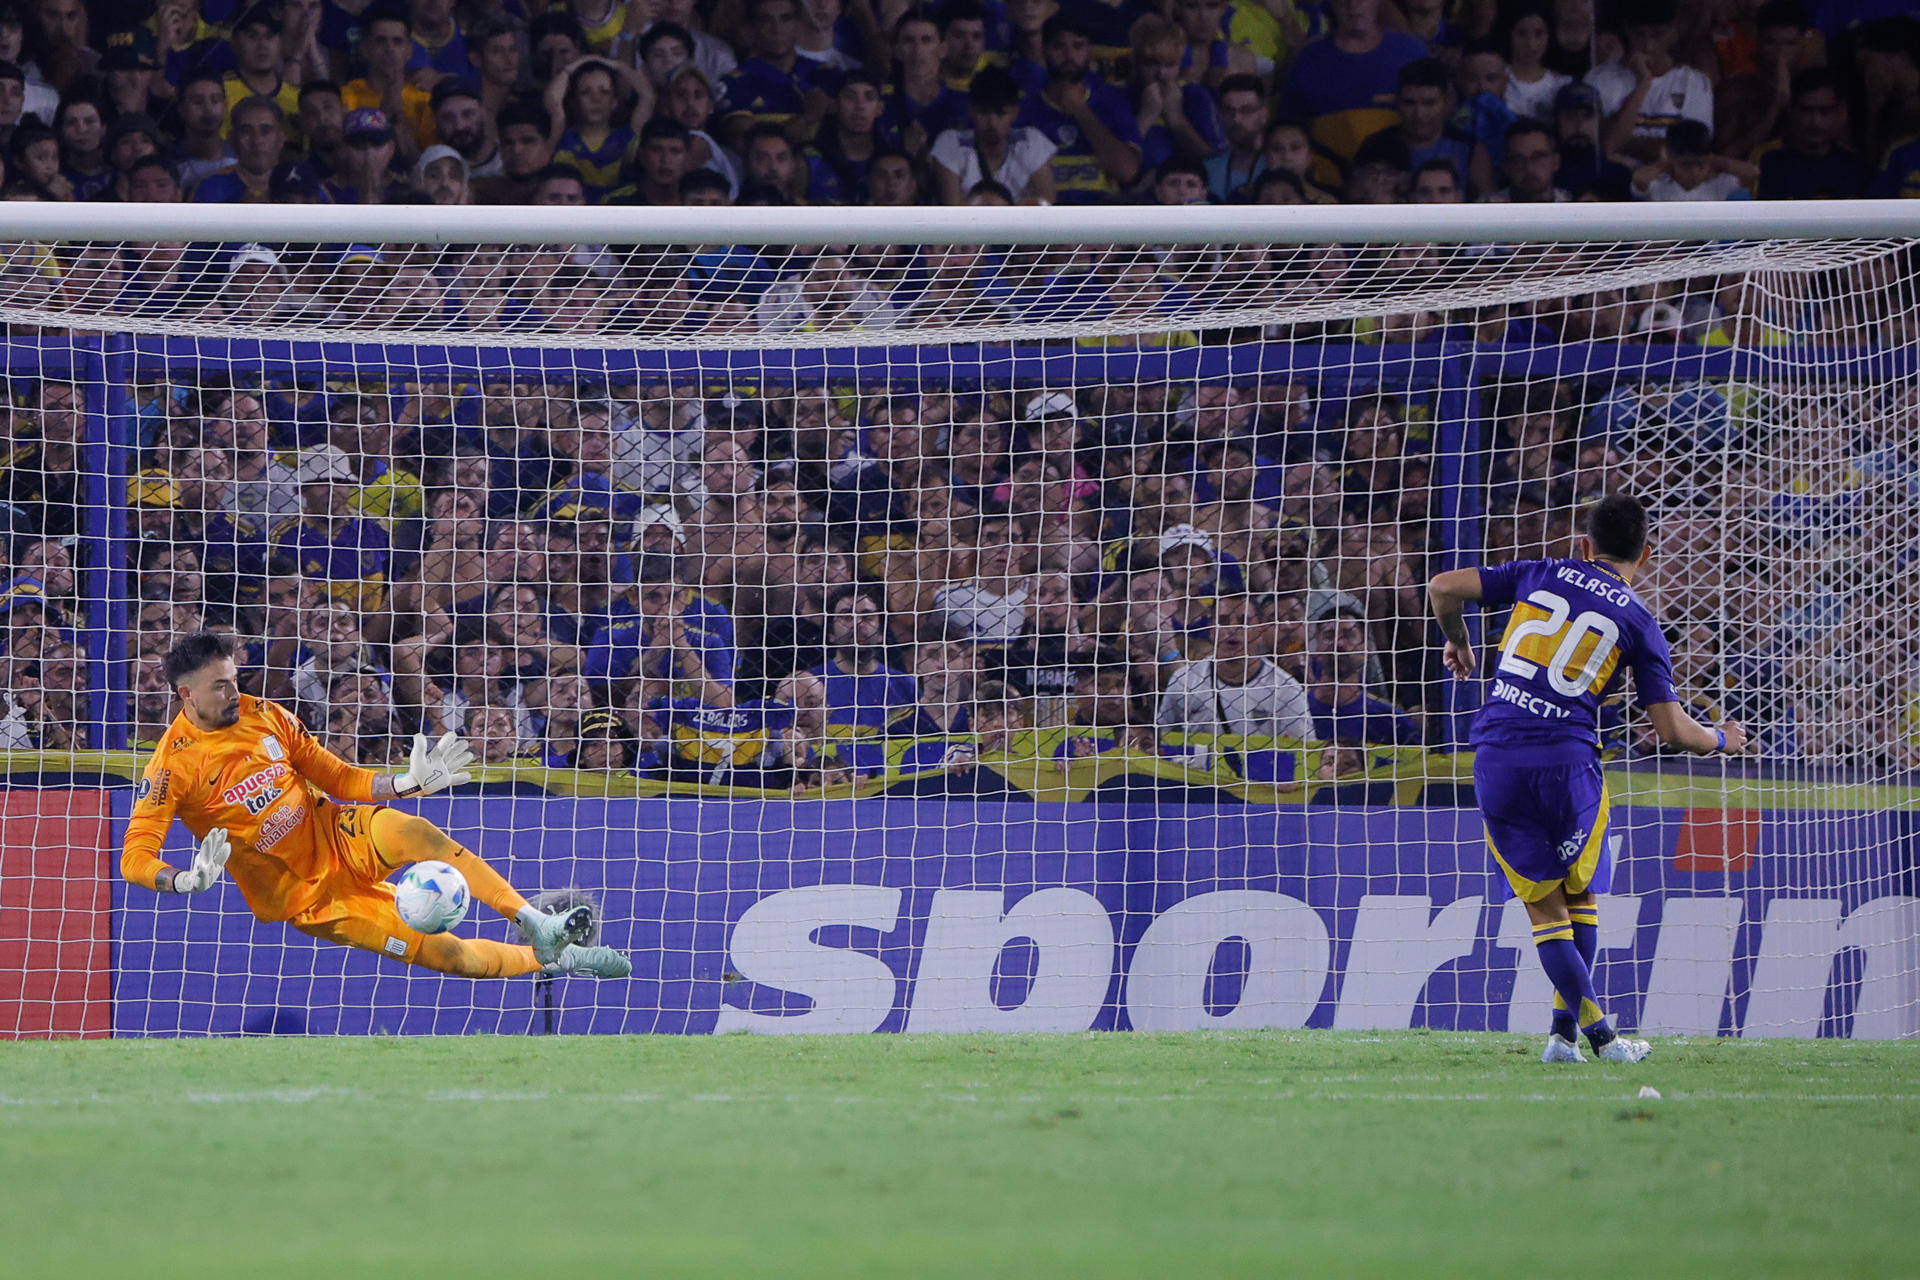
{"left": 164, "top": 630, "right": 237, "bottom": 689}
{"left": 1585, "top": 493, "right": 1650, "bottom": 563}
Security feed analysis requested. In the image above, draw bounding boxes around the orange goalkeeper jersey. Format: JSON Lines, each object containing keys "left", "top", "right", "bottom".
{"left": 121, "top": 696, "right": 380, "bottom": 922}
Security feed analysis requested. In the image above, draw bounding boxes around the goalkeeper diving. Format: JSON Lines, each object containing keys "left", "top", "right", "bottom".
{"left": 122, "top": 632, "right": 631, "bottom": 979}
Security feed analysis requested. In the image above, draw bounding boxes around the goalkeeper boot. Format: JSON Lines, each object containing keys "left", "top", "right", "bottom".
{"left": 516, "top": 903, "right": 595, "bottom": 966}
{"left": 1541, "top": 1033, "right": 1586, "bottom": 1064}
{"left": 1594, "top": 1035, "right": 1652, "bottom": 1064}
{"left": 542, "top": 944, "right": 633, "bottom": 979}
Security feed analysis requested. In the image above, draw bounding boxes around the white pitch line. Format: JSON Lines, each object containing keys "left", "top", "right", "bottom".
{"left": 4, "top": 1089, "right": 1918, "bottom": 1108}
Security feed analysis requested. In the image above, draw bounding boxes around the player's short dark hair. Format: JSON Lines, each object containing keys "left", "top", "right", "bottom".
{"left": 1586, "top": 494, "right": 1649, "bottom": 563}
{"left": 164, "top": 631, "right": 236, "bottom": 688}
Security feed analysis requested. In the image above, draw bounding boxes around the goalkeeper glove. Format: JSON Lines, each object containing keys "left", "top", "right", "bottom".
{"left": 173, "top": 827, "right": 230, "bottom": 894}
{"left": 395, "top": 731, "right": 475, "bottom": 798}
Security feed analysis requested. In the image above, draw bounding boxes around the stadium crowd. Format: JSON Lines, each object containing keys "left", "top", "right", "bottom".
{"left": 0, "top": 0, "right": 1912, "bottom": 784}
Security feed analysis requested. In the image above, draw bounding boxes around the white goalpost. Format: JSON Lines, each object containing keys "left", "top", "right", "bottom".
{"left": 0, "top": 201, "right": 1914, "bottom": 1040}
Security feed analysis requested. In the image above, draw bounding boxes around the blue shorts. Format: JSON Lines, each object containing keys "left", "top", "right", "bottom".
{"left": 1472, "top": 755, "right": 1614, "bottom": 903}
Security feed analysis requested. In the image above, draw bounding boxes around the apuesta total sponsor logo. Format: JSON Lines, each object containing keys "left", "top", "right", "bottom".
{"left": 715, "top": 884, "right": 1920, "bottom": 1039}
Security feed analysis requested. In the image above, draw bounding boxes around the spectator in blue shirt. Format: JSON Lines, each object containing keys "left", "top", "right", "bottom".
{"left": 720, "top": 0, "right": 834, "bottom": 148}
{"left": 1352, "top": 58, "right": 1472, "bottom": 191}
{"left": 271, "top": 444, "right": 393, "bottom": 614}
{"left": 1130, "top": 14, "right": 1224, "bottom": 173}
{"left": 809, "top": 583, "right": 917, "bottom": 734}
{"left": 585, "top": 553, "right": 738, "bottom": 695}
{"left": 1206, "top": 73, "right": 1269, "bottom": 200}
{"left": 191, "top": 96, "right": 288, "bottom": 203}
{"left": 408, "top": 0, "right": 475, "bottom": 80}
{"left": 1280, "top": 0, "right": 1427, "bottom": 188}
{"left": 1304, "top": 611, "right": 1422, "bottom": 746}
{"left": 1018, "top": 15, "right": 1142, "bottom": 201}
{"left": 885, "top": 10, "right": 971, "bottom": 151}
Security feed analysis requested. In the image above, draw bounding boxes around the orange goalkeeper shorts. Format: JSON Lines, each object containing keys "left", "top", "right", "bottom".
{"left": 285, "top": 802, "right": 425, "bottom": 963}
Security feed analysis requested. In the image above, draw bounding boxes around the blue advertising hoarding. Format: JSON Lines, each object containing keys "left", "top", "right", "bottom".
{"left": 109, "top": 797, "right": 1918, "bottom": 1039}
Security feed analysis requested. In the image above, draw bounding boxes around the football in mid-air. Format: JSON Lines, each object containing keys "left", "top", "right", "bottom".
{"left": 394, "top": 861, "right": 471, "bottom": 934}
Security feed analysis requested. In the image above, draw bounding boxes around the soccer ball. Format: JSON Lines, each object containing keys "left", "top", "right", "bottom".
{"left": 394, "top": 861, "right": 471, "bottom": 934}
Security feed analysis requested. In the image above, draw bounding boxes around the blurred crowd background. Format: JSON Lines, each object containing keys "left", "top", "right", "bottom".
{"left": 0, "top": 0, "right": 1913, "bottom": 789}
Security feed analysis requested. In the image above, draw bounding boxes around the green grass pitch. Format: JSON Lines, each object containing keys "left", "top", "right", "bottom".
{"left": 2, "top": 1030, "right": 1914, "bottom": 1278}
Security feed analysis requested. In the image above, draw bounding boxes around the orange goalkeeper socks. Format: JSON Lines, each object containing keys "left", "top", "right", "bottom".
{"left": 415, "top": 934, "right": 542, "bottom": 979}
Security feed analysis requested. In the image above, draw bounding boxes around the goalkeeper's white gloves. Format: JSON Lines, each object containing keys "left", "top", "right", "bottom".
{"left": 395, "top": 731, "right": 475, "bottom": 798}
{"left": 173, "top": 827, "right": 230, "bottom": 894}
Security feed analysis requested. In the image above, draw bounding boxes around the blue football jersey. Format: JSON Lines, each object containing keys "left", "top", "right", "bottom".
{"left": 1470, "top": 557, "right": 1677, "bottom": 761}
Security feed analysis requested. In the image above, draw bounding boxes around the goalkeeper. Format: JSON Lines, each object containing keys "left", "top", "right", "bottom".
{"left": 121, "top": 632, "right": 630, "bottom": 980}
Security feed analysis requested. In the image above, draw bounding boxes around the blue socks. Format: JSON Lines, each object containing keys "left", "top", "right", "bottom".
{"left": 1533, "top": 917, "right": 1614, "bottom": 1049}
{"left": 1550, "top": 904, "right": 1602, "bottom": 1041}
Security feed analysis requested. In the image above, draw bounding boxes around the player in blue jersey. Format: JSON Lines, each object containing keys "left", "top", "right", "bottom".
{"left": 1429, "top": 495, "right": 1747, "bottom": 1065}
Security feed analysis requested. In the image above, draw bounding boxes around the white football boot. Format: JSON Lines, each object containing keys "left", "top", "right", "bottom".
{"left": 1595, "top": 1035, "right": 1652, "bottom": 1064}
{"left": 1541, "top": 1033, "right": 1586, "bottom": 1064}
{"left": 516, "top": 903, "right": 595, "bottom": 966}
{"left": 542, "top": 944, "right": 633, "bottom": 979}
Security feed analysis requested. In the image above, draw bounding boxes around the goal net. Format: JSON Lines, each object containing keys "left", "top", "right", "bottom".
{"left": 1, "top": 203, "right": 1914, "bottom": 1040}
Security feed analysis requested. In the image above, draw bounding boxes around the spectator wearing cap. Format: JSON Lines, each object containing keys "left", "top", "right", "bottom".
{"left": 1353, "top": 58, "right": 1472, "bottom": 195}
{"left": 191, "top": 95, "right": 285, "bottom": 202}
{"left": 544, "top": 55, "right": 652, "bottom": 200}
{"left": 1755, "top": 68, "right": 1870, "bottom": 201}
{"left": 344, "top": 7, "right": 432, "bottom": 160}
{"left": 269, "top": 159, "right": 324, "bottom": 203}
{"left": 430, "top": 77, "right": 498, "bottom": 175}
{"left": 1019, "top": 16, "right": 1142, "bottom": 202}
{"left": 100, "top": 25, "right": 161, "bottom": 116}
{"left": 1632, "top": 119, "right": 1757, "bottom": 200}
{"left": 271, "top": 443, "right": 393, "bottom": 613}
{"left": 1549, "top": 81, "right": 1630, "bottom": 198}
{"left": 932, "top": 65, "right": 1055, "bottom": 203}
{"left": 1585, "top": 0, "right": 1712, "bottom": 164}
{"left": 1129, "top": 14, "right": 1222, "bottom": 175}
{"left": 415, "top": 142, "right": 470, "bottom": 203}
{"left": 327, "top": 108, "right": 402, "bottom": 203}
{"left": 406, "top": 0, "right": 475, "bottom": 80}
{"left": 1482, "top": 118, "right": 1568, "bottom": 202}
{"left": 718, "top": 0, "right": 836, "bottom": 150}
{"left": 215, "top": 241, "right": 299, "bottom": 322}
{"left": 222, "top": 4, "right": 303, "bottom": 138}
{"left": 1278, "top": 0, "right": 1426, "bottom": 189}
{"left": 169, "top": 71, "right": 236, "bottom": 192}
